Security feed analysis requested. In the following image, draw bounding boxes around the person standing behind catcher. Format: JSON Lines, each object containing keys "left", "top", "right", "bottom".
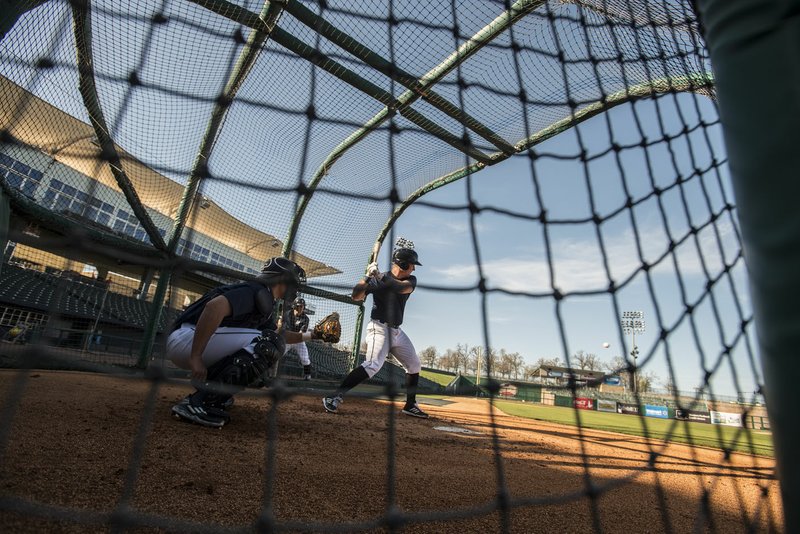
{"left": 277, "top": 297, "right": 313, "bottom": 380}
{"left": 323, "top": 238, "right": 428, "bottom": 418}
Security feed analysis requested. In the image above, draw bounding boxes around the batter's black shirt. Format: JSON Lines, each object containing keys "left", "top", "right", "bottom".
{"left": 286, "top": 311, "right": 310, "bottom": 333}
{"left": 367, "top": 273, "right": 416, "bottom": 327}
{"left": 173, "top": 281, "right": 276, "bottom": 331}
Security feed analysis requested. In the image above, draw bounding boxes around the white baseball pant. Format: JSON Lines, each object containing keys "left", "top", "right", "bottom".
{"left": 167, "top": 323, "right": 261, "bottom": 369}
{"left": 285, "top": 342, "right": 310, "bottom": 366}
{"left": 361, "top": 319, "right": 421, "bottom": 378}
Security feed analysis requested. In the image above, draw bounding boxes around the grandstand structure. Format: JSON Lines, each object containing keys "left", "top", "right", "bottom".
{"left": 0, "top": 75, "right": 338, "bottom": 364}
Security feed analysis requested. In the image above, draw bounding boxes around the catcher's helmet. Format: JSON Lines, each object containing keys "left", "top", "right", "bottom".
{"left": 392, "top": 247, "right": 422, "bottom": 268}
{"left": 292, "top": 297, "right": 306, "bottom": 309}
{"left": 253, "top": 329, "right": 286, "bottom": 367}
{"left": 259, "top": 257, "right": 306, "bottom": 287}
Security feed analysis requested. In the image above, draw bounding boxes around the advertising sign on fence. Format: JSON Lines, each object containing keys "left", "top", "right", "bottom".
{"left": 617, "top": 403, "right": 639, "bottom": 415}
{"left": 603, "top": 375, "right": 621, "bottom": 386}
{"left": 499, "top": 383, "right": 518, "bottom": 397}
{"left": 597, "top": 399, "right": 617, "bottom": 412}
{"left": 710, "top": 411, "right": 743, "bottom": 427}
{"left": 675, "top": 409, "right": 711, "bottom": 424}
{"left": 645, "top": 405, "right": 669, "bottom": 419}
{"left": 574, "top": 397, "right": 595, "bottom": 410}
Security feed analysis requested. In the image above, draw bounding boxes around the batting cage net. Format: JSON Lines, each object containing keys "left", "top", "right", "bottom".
{"left": 0, "top": 0, "right": 779, "bottom": 532}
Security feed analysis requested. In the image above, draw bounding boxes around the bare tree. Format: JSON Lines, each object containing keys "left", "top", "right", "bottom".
{"left": 663, "top": 376, "right": 678, "bottom": 396}
{"left": 485, "top": 347, "right": 499, "bottom": 377}
{"left": 603, "top": 355, "right": 635, "bottom": 390}
{"left": 636, "top": 370, "right": 659, "bottom": 393}
{"left": 455, "top": 343, "right": 470, "bottom": 375}
{"left": 496, "top": 349, "right": 512, "bottom": 378}
{"left": 468, "top": 346, "right": 482, "bottom": 375}
{"left": 523, "top": 364, "right": 539, "bottom": 381}
{"left": 535, "top": 357, "right": 561, "bottom": 369}
{"left": 605, "top": 356, "right": 628, "bottom": 374}
{"left": 508, "top": 352, "right": 525, "bottom": 379}
{"left": 440, "top": 349, "right": 462, "bottom": 373}
{"left": 419, "top": 346, "right": 438, "bottom": 369}
{"left": 572, "top": 350, "right": 601, "bottom": 370}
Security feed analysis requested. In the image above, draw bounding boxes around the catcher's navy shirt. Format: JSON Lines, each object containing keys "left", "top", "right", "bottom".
{"left": 367, "top": 273, "right": 416, "bottom": 327}
{"left": 174, "top": 281, "right": 276, "bottom": 331}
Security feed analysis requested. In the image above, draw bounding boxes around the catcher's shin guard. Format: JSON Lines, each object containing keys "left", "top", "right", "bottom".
{"left": 191, "top": 349, "right": 263, "bottom": 408}
{"left": 254, "top": 329, "right": 285, "bottom": 379}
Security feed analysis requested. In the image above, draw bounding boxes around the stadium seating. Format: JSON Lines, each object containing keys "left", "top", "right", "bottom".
{"left": 0, "top": 264, "right": 176, "bottom": 331}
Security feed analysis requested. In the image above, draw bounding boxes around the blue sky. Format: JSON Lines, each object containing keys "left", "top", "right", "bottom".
{"left": 0, "top": 1, "right": 760, "bottom": 398}
{"left": 390, "top": 92, "right": 759, "bottom": 399}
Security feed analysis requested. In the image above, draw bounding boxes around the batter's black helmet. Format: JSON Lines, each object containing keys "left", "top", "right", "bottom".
{"left": 259, "top": 257, "right": 306, "bottom": 287}
{"left": 392, "top": 248, "right": 422, "bottom": 268}
{"left": 292, "top": 297, "right": 306, "bottom": 309}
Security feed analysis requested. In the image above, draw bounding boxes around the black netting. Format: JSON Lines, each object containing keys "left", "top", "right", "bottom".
{"left": 0, "top": 0, "right": 778, "bottom": 532}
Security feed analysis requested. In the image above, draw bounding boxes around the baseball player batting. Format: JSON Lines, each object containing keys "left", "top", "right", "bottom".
{"left": 282, "top": 297, "right": 313, "bottom": 380}
{"left": 323, "top": 238, "right": 428, "bottom": 418}
{"left": 167, "top": 257, "right": 336, "bottom": 428}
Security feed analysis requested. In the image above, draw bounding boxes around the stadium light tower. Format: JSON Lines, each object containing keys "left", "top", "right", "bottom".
{"left": 620, "top": 311, "right": 646, "bottom": 394}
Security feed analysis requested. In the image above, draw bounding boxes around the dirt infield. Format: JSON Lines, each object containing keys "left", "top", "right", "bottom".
{"left": 0, "top": 371, "right": 782, "bottom": 532}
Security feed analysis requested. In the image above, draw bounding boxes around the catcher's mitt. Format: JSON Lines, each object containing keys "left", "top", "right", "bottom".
{"left": 313, "top": 312, "right": 341, "bottom": 343}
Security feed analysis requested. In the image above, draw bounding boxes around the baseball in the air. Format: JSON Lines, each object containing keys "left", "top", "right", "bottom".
{"left": 602, "top": 342, "right": 610, "bottom": 348}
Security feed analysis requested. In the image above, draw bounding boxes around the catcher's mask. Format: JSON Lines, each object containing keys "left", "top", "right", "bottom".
{"left": 392, "top": 248, "right": 421, "bottom": 270}
{"left": 292, "top": 297, "right": 306, "bottom": 309}
{"left": 259, "top": 257, "right": 306, "bottom": 288}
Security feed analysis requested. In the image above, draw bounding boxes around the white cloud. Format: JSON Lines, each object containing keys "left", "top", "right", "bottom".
{"left": 411, "top": 217, "right": 487, "bottom": 248}
{"left": 433, "top": 220, "right": 740, "bottom": 294}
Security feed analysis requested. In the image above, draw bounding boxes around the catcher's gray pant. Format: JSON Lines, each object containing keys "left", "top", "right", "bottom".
{"left": 167, "top": 323, "right": 261, "bottom": 370}
{"left": 285, "top": 342, "right": 310, "bottom": 366}
{"left": 361, "top": 319, "right": 421, "bottom": 378}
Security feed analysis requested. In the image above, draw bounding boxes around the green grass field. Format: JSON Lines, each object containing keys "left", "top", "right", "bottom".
{"left": 420, "top": 369, "right": 457, "bottom": 387}
{"left": 494, "top": 400, "right": 773, "bottom": 457}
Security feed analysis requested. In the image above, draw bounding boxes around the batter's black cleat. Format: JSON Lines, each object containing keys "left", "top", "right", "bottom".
{"left": 401, "top": 404, "right": 429, "bottom": 419}
{"left": 172, "top": 402, "right": 229, "bottom": 428}
{"left": 322, "top": 395, "right": 342, "bottom": 414}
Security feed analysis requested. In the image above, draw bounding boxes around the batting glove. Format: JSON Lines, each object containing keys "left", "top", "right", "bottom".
{"left": 366, "top": 261, "right": 381, "bottom": 278}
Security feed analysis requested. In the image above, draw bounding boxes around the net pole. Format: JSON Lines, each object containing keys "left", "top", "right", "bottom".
{"left": 0, "top": 0, "right": 46, "bottom": 41}
{"left": 370, "top": 74, "right": 714, "bottom": 263}
{"left": 0, "top": 185, "right": 8, "bottom": 278}
{"left": 350, "top": 304, "right": 365, "bottom": 372}
{"left": 282, "top": 0, "right": 541, "bottom": 255}
{"left": 136, "top": 0, "right": 285, "bottom": 367}
{"left": 71, "top": 1, "right": 168, "bottom": 251}
{"left": 698, "top": 0, "right": 800, "bottom": 529}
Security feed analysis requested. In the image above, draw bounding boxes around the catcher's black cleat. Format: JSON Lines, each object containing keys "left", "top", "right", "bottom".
{"left": 401, "top": 404, "right": 429, "bottom": 419}
{"left": 322, "top": 395, "right": 342, "bottom": 413}
{"left": 178, "top": 394, "right": 234, "bottom": 410}
{"left": 211, "top": 396, "right": 235, "bottom": 410}
{"left": 172, "top": 402, "right": 229, "bottom": 428}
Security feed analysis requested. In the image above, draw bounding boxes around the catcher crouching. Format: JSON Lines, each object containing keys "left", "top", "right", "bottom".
{"left": 166, "top": 257, "right": 341, "bottom": 428}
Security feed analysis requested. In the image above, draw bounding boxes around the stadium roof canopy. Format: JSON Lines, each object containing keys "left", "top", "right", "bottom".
{"left": 0, "top": 76, "right": 338, "bottom": 279}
